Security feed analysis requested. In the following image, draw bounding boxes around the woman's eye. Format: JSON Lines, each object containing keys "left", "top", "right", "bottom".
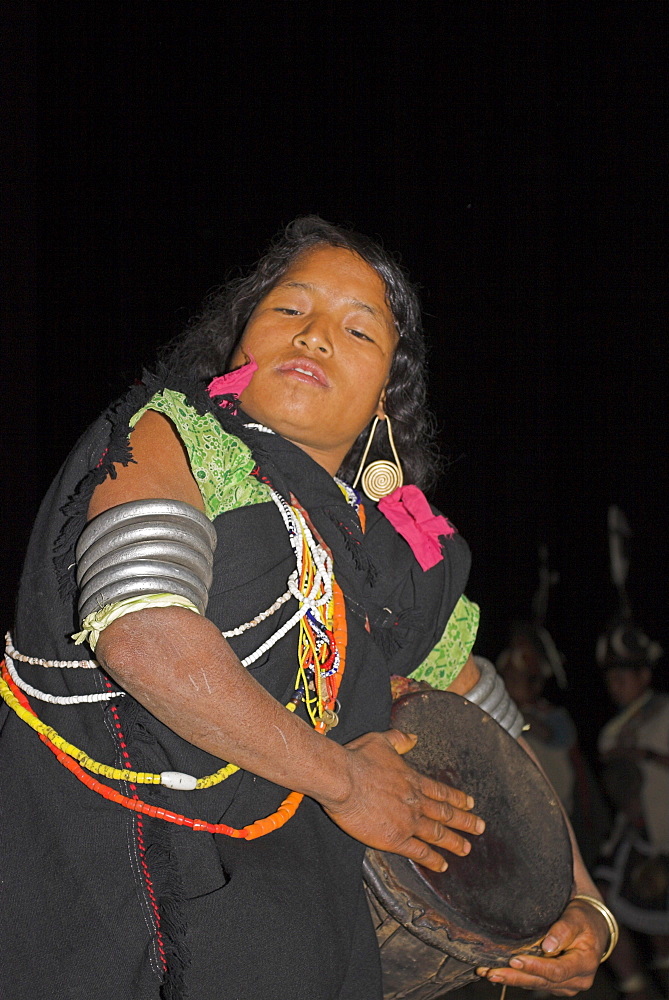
{"left": 348, "top": 328, "right": 373, "bottom": 342}
{"left": 275, "top": 307, "right": 301, "bottom": 315}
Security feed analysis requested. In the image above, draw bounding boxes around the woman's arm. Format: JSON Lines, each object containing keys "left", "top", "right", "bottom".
{"left": 90, "top": 412, "right": 484, "bottom": 870}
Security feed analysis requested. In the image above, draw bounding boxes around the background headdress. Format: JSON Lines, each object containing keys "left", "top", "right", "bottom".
{"left": 596, "top": 505, "right": 663, "bottom": 670}
{"left": 497, "top": 545, "right": 568, "bottom": 690}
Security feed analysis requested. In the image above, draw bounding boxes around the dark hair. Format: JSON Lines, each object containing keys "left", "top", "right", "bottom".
{"left": 160, "top": 216, "right": 441, "bottom": 489}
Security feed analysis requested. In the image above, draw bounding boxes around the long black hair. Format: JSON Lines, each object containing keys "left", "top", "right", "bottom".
{"left": 160, "top": 216, "right": 441, "bottom": 490}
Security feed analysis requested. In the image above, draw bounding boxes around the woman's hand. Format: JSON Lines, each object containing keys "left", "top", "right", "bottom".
{"left": 321, "top": 728, "right": 485, "bottom": 872}
{"left": 476, "top": 897, "right": 610, "bottom": 995}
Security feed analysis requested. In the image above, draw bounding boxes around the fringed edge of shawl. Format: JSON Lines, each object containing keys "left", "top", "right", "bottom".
{"left": 52, "top": 368, "right": 214, "bottom": 603}
{"left": 113, "top": 696, "right": 193, "bottom": 999}
{"left": 368, "top": 607, "right": 426, "bottom": 659}
{"left": 148, "top": 828, "right": 192, "bottom": 1000}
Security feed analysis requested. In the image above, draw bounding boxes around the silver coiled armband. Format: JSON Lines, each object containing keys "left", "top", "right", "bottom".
{"left": 466, "top": 656, "right": 525, "bottom": 739}
{"left": 76, "top": 499, "right": 217, "bottom": 621}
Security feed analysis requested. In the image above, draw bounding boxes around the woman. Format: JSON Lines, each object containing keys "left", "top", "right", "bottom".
{"left": 2, "top": 218, "right": 610, "bottom": 998}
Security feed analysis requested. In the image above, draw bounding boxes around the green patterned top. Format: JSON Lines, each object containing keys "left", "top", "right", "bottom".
{"left": 130, "top": 389, "right": 271, "bottom": 520}
{"left": 409, "top": 594, "right": 480, "bottom": 688}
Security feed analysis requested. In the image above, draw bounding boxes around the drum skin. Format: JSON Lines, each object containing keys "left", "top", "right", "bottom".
{"left": 363, "top": 690, "right": 573, "bottom": 998}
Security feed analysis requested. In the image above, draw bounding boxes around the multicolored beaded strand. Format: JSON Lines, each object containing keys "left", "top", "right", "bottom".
{"left": 0, "top": 669, "right": 241, "bottom": 789}
{"left": 1, "top": 662, "right": 300, "bottom": 839}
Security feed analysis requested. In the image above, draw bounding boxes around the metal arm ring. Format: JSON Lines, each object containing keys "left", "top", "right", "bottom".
{"left": 76, "top": 499, "right": 217, "bottom": 563}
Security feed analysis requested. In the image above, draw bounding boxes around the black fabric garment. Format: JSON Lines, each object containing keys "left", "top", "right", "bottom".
{"left": 0, "top": 380, "right": 471, "bottom": 1000}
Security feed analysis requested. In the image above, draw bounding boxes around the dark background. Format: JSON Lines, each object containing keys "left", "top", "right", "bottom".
{"left": 3, "top": 2, "right": 668, "bottom": 749}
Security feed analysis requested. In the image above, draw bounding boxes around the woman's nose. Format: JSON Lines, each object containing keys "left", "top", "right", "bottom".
{"left": 292, "top": 316, "right": 334, "bottom": 355}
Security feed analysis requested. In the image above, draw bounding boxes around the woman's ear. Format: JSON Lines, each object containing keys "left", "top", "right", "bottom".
{"left": 375, "top": 389, "right": 388, "bottom": 419}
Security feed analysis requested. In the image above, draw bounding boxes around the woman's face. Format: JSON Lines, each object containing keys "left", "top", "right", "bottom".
{"left": 230, "top": 245, "right": 399, "bottom": 475}
{"left": 499, "top": 639, "right": 545, "bottom": 706}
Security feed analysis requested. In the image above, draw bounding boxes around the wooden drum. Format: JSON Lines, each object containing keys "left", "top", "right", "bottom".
{"left": 363, "top": 689, "right": 573, "bottom": 998}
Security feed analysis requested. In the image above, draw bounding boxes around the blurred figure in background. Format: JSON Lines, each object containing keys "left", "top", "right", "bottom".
{"left": 594, "top": 505, "right": 669, "bottom": 997}
{"left": 497, "top": 623, "right": 576, "bottom": 812}
{"left": 596, "top": 619, "right": 669, "bottom": 998}
{"left": 497, "top": 548, "right": 610, "bottom": 870}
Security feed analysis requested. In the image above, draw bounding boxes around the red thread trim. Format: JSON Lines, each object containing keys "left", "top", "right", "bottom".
{"left": 251, "top": 464, "right": 276, "bottom": 490}
{"left": 105, "top": 679, "right": 168, "bottom": 975}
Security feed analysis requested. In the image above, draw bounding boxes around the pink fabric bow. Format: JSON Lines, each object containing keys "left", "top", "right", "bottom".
{"left": 208, "top": 355, "right": 257, "bottom": 406}
{"left": 378, "top": 484, "right": 456, "bottom": 571}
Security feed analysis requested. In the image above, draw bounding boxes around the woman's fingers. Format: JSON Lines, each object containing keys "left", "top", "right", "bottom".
{"left": 414, "top": 817, "right": 473, "bottom": 857}
{"left": 412, "top": 791, "right": 487, "bottom": 856}
{"left": 382, "top": 727, "right": 418, "bottom": 755}
{"left": 400, "top": 819, "right": 481, "bottom": 871}
{"left": 419, "top": 785, "right": 485, "bottom": 834}
{"left": 475, "top": 900, "right": 606, "bottom": 996}
{"left": 476, "top": 953, "right": 592, "bottom": 996}
{"left": 326, "top": 729, "right": 485, "bottom": 863}
{"left": 384, "top": 729, "right": 484, "bottom": 831}
{"left": 413, "top": 767, "right": 485, "bottom": 853}
{"left": 398, "top": 836, "right": 451, "bottom": 872}
{"left": 417, "top": 771, "right": 475, "bottom": 811}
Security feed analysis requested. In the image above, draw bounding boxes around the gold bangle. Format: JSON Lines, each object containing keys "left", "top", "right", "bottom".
{"left": 571, "top": 894, "right": 620, "bottom": 963}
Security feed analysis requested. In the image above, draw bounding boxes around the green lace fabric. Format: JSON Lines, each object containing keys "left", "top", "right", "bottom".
{"left": 409, "top": 594, "right": 480, "bottom": 689}
{"left": 130, "top": 390, "right": 272, "bottom": 519}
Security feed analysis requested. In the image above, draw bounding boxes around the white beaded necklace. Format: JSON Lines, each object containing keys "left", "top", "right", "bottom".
{"left": 229, "top": 489, "right": 333, "bottom": 668}
{"left": 4, "top": 637, "right": 123, "bottom": 705}
{"left": 4, "top": 635, "right": 97, "bottom": 669}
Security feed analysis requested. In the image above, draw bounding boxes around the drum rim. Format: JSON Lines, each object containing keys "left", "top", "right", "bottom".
{"left": 364, "top": 849, "right": 547, "bottom": 968}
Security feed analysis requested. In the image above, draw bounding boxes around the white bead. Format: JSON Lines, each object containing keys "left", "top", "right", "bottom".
{"left": 160, "top": 771, "right": 198, "bottom": 791}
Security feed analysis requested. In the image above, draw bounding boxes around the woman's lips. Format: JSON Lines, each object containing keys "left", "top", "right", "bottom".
{"left": 276, "top": 359, "right": 330, "bottom": 387}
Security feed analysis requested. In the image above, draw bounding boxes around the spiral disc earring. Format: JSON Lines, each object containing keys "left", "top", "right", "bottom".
{"left": 352, "top": 417, "right": 404, "bottom": 501}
